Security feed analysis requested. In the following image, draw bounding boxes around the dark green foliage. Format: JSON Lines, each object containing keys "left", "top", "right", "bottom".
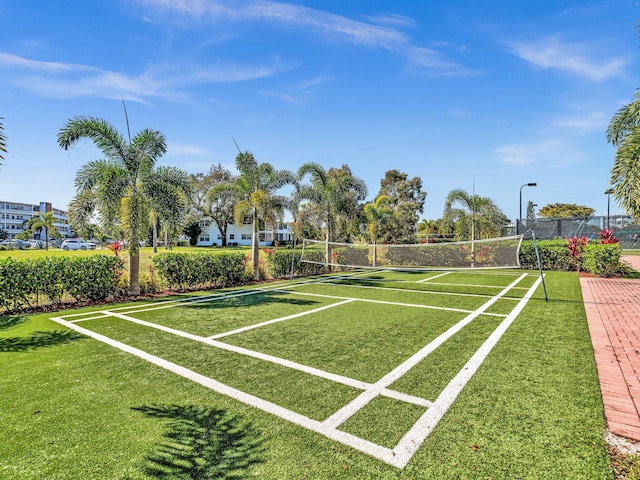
{"left": 582, "top": 243, "right": 622, "bottom": 277}
{"left": 152, "top": 252, "right": 247, "bottom": 290}
{"left": 519, "top": 240, "right": 572, "bottom": 271}
{"left": 0, "top": 256, "right": 123, "bottom": 313}
{"left": 266, "top": 249, "right": 325, "bottom": 278}
{"left": 519, "top": 240, "right": 621, "bottom": 275}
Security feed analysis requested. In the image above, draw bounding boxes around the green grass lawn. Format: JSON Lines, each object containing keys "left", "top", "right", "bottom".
{"left": 0, "top": 270, "right": 613, "bottom": 479}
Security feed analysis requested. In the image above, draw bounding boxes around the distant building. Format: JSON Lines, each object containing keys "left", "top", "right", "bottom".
{"left": 0, "top": 200, "right": 72, "bottom": 240}
{"left": 196, "top": 218, "right": 294, "bottom": 246}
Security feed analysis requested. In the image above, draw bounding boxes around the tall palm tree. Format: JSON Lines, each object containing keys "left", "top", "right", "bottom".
{"left": 0, "top": 117, "right": 6, "bottom": 167}
{"left": 58, "top": 115, "right": 192, "bottom": 295}
{"left": 607, "top": 90, "right": 640, "bottom": 220}
{"left": 209, "top": 151, "right": 294, "bottom": 280}
{"left": 443, "top": 189, "right": 507, "bottom": 240}
{"left": 26, "top": 212, "right": 60, "bottom": 250}
{"left": 364, "top": 195, "right": 392, "bottom": 244}
{"left": 297, "top": 163, "right": 367, "bottom": 269}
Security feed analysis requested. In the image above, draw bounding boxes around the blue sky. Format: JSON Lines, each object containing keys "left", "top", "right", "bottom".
{"left": 1, "top": 0, "right": 638, "bottom": 222}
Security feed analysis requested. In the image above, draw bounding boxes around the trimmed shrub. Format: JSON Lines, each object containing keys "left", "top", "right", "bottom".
{"left": 267, "top": 249, "right": 326, "bottom": 278}
{"left": 582, "top": 243, "right": 621, "bottom": 277}
{"left": 0, "top": 255, "right": 123, "bottom": 313}
{"left": 519, "top": 240, "right": 573, "bottom": 271}
{"left": 152, "top": 252, "right": 247, "bottom": 290}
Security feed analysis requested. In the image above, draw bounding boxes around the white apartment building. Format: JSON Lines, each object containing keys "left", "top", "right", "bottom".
{"left": 0, "top": 200, "right": 72, "bottom": 240}
{"left": 196, "top": 218, "right": 294, "bottom": 247}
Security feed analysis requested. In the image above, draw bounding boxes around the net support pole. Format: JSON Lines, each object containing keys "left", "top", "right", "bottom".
{"left": 289, "top": 237, "right": 298, "bottom": 281}
{"left": 531, "top": 230, "right": 548, "bottom": 302}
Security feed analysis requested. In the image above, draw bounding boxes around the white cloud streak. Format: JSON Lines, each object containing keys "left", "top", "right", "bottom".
{"left": 0, "top": 52, "right": 290, "bottom": 102}
{"left": 494, "top": 139, "right": 580, "bottom": 167}
{"left": 135, "top": 0, "right": 475, "bottom": 76}
{"left": 508, "top": 34, "right": 627, "bottom": 81}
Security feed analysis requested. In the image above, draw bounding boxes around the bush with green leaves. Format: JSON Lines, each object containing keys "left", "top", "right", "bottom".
{"left": 519, "top": 240, "right": 573, "bottom": 271}
{"left": 582, "top": 243, "right": 622, "bottom": 277}
{"left": 266, "top": 248, "right": 326, "bottom": 278}
{"left": 0, "top": 255, "right": 123, "bottom": 313}
{"left": 152, "top": 252, "right": 247, "bottom": 290}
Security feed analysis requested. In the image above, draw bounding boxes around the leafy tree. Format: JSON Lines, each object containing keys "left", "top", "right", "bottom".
{"left": 538, "top": 203, "right": 595, "bottom": 220}
{"left": 443, "top": 189, "right": 508, "bottom": 240}
{"left": 377, "top": 170, "right": 426, "bottom": 243}
{"left": 182, "top": 213, "right": 203, "bottom": 246}
{"left": 526, "top": 200, "right": 537, "bottom": 222}
{"left": 58, "top": 115, "right": 191, "bottom": 295}
{"left": 0, "top": 117, "right": 6, "bottom": 167}
{"left": 209, "top": 151, "right": 294, "bottom": 280}
{"left": 297, "top": 163, "right": 367, "bottom": 268}
{"left": 201, "top": 164, "right": 236, "bottom": 247}
{"left": 363, "top": 195, "right": 392, "bottom": 243}
{"left": 417, "top": 219, "right": 439, "bottom": 240}
{"left": 26, "top": 212, "right": 61, "bottom": 251}
{"left": 0, "top": 229, "right": 7, "bottom": 240}
{"left": 607, "top": 88, "right": 640, "bottom": 221}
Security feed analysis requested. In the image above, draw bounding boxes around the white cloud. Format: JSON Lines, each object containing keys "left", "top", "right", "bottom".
{"left": 166, "top": 142, "right": 209, "bottom": 156}
{"left": 135, "top": 0, "right": 475, "bottom": 76}
{"left": 553, "top": 111, "right": 608, "bottom": 134}
{"left": 0, "top": 52, "right": 290, "bottom": 102}
{"left": 494, "top": 139, "right": 576, "bottom": 167}
{"left": 508, "top": 34, "right": 628, "bottom": 81}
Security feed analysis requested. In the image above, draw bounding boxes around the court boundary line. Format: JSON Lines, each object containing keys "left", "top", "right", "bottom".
{"left": 50, "top": 269, "right": 540, "bottom": 469}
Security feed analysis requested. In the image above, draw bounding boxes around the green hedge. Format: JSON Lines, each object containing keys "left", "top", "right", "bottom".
{"left": 518, "top": 239, "right": 621, "bottom": 275}
{"left": 152, "top": 252, "right": 247, "bottom": 290}
{"left": 0, "top": 256, "right": 123, "bottom": 313}
{"left": 266, "top": 249, "right": 326, "bottom": 278}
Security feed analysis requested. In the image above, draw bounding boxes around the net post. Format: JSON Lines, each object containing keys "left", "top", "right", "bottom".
{"left": 531, "top": 230, "right": 548, "bottom": 302}
{"left": 289, "top": 237, "right": 298, "bottom": 281}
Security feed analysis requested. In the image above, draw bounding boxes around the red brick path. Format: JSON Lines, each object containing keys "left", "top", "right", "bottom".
{"left": 581, "top": 255, "right": 640, "bottom": 441}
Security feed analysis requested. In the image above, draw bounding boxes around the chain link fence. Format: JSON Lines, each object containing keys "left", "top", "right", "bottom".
{"left": 511, "top": 215, "right": 640, "bottom": 250}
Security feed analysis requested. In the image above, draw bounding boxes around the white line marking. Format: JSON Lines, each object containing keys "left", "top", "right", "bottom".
{"left": 312, "top": 281, "right": 502, "bottom": 299}
{"left": 390, "top": 275, "right": 542, "bottom": 468}
{"left": 208, "top": 299, "right": 355, "bottom": 339}
{"left": 321, "top": 273, "right": 527, "bottom": 431}
{"left": 418, "top": 271, "right": 451, "bottom": 283}
{"left": 48, "top": 315, "right": 398, "bottom": 466}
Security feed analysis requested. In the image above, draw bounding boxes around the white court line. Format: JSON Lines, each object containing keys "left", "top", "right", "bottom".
{"left": 95, "top": 309, "right": 431, "bottom": 408}
{"left": 208, "top": 299, "right": 356, "bottom": 339}
{"left": 312, "top": 281, "right": 502, "bottom": 299}
{"left": 267, "top": 288, "right": 507, "bottom": 317}
{"left": 48, "top": 315, "right": 398, "bottom": 466}
{"left": 391, "top": 274, "right": 543, "bottom": 468}
{"left": 417, "top": 271, "right": 451, "bottom": 283}
{"left": 321, "top": 273, "right": 527, "bottom": 431}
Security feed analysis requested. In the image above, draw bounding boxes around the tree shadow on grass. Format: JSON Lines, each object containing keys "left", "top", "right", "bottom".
{"left": 0, "top": 330, "right": 85, "bottom": 352}
{"left": 185, "top": 291, "right": 318, "bottom": 310}
{"left": 0, "top": 315, "right": 26, "bottom": 331}
{"left": 133, "top": 404, "right": 264, "bottom": 479}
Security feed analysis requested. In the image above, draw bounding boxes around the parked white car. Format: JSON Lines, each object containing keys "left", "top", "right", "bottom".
{"left": 60, "top": 239, "right": 96, "bottom": 250}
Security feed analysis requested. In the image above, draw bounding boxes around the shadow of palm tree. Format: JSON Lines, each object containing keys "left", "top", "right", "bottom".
{"left": 185, "top": 291, "right": 317, "bottom": 310}
{"left": 0, "top": 315, "right": 26, "bottom": 331}
{"left": 133, "top": 404, "right": 264, "bottom": 479}
{"left": 0, "top": 330, "right": 85, "bottom": 352}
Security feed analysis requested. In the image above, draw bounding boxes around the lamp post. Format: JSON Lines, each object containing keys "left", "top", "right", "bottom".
{"left": 518, "top": 183, "right": 537, "bottom": 234}
{"left": 605, "top": 188, "right": 613, "bottom": 229}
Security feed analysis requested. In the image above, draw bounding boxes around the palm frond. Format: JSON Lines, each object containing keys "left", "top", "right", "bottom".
{"left": 58, "top": 116, "right": 128, "bottom": 161}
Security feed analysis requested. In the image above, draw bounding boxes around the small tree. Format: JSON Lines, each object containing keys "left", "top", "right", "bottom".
{"left": 26, "top": 212, "right": 60, "bottom": 251}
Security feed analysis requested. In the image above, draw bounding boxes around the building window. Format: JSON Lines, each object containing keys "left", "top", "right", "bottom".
{"left": 229, "top": 234, "right": 235, "bottom": 240}
{"left": 199, "top": 235, "right": 210, "bottom": 242}
{"left": 217, "top": 234, "right": 222, "bottom": 240}
{"left": 241, "top": 233, "right": 251, "bottom": 240}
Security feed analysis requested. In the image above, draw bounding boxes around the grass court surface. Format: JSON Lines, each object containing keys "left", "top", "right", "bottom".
{"left": 1, "top": 269, "right": 612, "bottom": 478}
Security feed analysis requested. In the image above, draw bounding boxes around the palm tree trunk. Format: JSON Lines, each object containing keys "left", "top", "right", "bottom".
{"left": 152, "top": 222, "right": 158, "bottom": 253}
{"left": 252, "top": 211, "right": 260, "bottom": 281}
{"left": 129, "top": 248, "right": 141, "bottom": 295}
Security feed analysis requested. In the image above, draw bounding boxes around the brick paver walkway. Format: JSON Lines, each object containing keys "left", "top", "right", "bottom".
{"left": 581, "top": 255, "right": 640, "bottom": 441}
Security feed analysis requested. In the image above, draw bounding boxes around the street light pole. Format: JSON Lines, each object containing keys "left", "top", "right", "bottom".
{"left": 518, "top": 183, "right": 537, "bottom": 235}
{"left": 605, "top": 188, "right": 613, "bottom": 229}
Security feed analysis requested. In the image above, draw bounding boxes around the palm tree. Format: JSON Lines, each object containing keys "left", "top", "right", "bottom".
{"left": 297, "top": 163, "right": 367, "bottom": 269}
{"left": 58, "top": 115, "right": 192, "bottom": 295}
{"left": 26, "top": 212, "right": 60, "bottom": 250}
{"left": 0, "top": 117, "right": 6, "bottom": 167}
{"left": 364, "top": 195, "right": 392, "bottom": 267}
{"left": 607, "top": 90, "right": 640, "bottom": 220}
{"left": 443, "top": 189, "right": 507, "bottom": 240}
{"left": 209, "top": 151, "right": 294, "bottom": 281}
